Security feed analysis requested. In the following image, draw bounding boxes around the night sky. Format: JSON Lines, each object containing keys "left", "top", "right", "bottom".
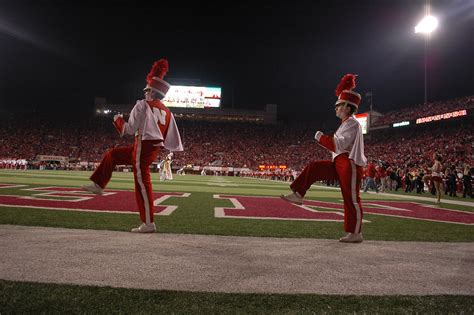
{"left": 0, "top": 0, "right": 473, "bottom": 121}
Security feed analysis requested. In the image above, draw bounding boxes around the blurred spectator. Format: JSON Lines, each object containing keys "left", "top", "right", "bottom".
{"left": 462, "top": 165, "right": 472, "bottom": 198}
{"left": 363, "top": 159, "right": 378, "bottom": 193}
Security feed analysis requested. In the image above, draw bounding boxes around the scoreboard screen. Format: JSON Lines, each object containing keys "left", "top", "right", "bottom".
{"left": 354, "top": 113, "right": 368, "bottom": 134}
{"left": 163, "top": 85, "right": 221, "bottom": 108}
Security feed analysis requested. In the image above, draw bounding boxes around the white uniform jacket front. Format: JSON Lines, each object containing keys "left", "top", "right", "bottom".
{"left": 319, "top": 116, "right": 367, "bottom": 167}
{"left": 123, "top": 99, "right": 183, "bottom": 152}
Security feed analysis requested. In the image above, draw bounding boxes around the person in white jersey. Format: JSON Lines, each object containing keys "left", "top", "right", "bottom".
{"left": 281, "top": 74, "right": 367, "bottom": 243}
{"left": 163, "top": 152, "right": 174, "bottom": 180}
{"left": 430, "top": 153, "right": 443, "bottom": 203}
{"left": 82, "top": 59, "right": 183, "bottom": 233}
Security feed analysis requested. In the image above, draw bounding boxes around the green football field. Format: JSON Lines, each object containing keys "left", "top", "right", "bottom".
{"left": 0, "top": 169, "right": 472, "bottom": 241}
{"left": 0, "top": 169, "right": 473, "bottom": 313}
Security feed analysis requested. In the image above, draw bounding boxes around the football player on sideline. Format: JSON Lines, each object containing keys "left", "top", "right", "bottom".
{"left": 82, "top": 59, "right": 183, "bottom": 233}
{"left": 281, "top": 74, "right": 367, "bottom": 243}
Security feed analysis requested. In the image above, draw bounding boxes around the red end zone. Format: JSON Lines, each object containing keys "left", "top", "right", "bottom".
{"left": 0, "top": 185, "right": 472, "bottom": 225}
{"left": 0, "top": 186, "right": 189, "bottom": 215}
{"left": 215, "top": 195, "right": 474, "bottom": 225}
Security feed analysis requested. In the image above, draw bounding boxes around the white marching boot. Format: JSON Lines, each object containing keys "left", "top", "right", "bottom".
{"left": 131, "top": 222, "right": 156, "bottom": 233}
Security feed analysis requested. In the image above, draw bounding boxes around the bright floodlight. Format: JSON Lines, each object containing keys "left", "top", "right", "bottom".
{"left": 415, "top": 15, "right": 438, "bottom": 34}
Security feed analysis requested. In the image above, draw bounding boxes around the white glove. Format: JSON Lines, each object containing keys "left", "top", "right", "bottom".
{"left": 314, "top": 131, "right": 323, "bottom": 141}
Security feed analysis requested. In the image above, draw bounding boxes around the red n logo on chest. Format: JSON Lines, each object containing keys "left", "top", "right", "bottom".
{"left": 148, "top": 100, "right": 171, "bottom": 137}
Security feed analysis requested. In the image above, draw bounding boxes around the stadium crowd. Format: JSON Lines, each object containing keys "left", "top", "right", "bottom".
{"left": 361, "top": 121, "right": 473, "bottom": 197}
{"left": 1, "top": 95, "right": 472, "bottom": 197}
{"left": 372, "top": 95, "right": 473, "bottom": 127}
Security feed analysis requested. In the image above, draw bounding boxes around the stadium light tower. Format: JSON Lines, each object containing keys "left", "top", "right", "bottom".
{"left": 415, "top": 13, "right": 438, "bottom": 105}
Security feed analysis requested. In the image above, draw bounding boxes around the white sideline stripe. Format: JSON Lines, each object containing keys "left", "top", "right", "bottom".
{"left": 364, "top": 203, "right": 411, "bottom": 212}
{"left": 301, "top": 204, "right": 369, "bottom": 222}
{"left": 359, "top": 213, "right": 473, "bottom": 225}
{"left": 135, "top": 136, "right": 151, "bottom": 224}
{"left": 22, "top": 187, "right": 92, "bottom": 202}
{"left": 23, "top": 186, "right": 115, "bottom": 202}
{"left": 156, "top": 206, "right": 177, "bottom": 216}
{"left": 361, "top": 202, "right": 474, "bottom": 225}
{"left": 216, "top": 215, "right": 345, "bottom": 222}
{"left": 0, "top": 184, "right": 27, "bottom": 189}
{"left": 369, "top": 191, "right": 474, "bottom": 207}
{"left": 13, "top": 195, "right": 91, "bottom": 202}
{"left": 315, "top": 183, "right": 474, "bottom": 207}
{"left": 0, "top": 204, "right": 137, "bottom": 215}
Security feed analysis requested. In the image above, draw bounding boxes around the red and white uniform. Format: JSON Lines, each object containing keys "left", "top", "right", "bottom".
{"left": 91, "top": 99, "right": 183, "bottom": 224}
{"left": 290, "top": 116, "right": 367, "bottom": 233}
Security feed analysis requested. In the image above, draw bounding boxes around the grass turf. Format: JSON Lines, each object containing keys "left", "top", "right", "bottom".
{"left": 1, "top": 170, "right": 473, "bottom": 313}
{"left": 1, "top": 280, "right": 473, "bottom": 314}
{"left": 0, "top": 170, "right": 473, "bottom": 241}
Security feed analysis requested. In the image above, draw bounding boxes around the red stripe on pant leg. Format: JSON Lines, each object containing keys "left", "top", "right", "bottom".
{"left": 133, "top": 139, "right": 161, "bottom": 224}
{"left": 335, "top": 154, "right": 363, "bottom": 233}
{"left": 140, "top": 165, "right": 154, "bottom": 222}
{"left": 290, "top": 160, "right": 338, "bottom": 197}
{"left": 91, "top": 146, "right": 133, "bottom": 188}
{"left": 354, "top": 164, "right": 364, "bottom": 232}
{"left": 132, "top": 137, "right": 147, "bottom": 223}
{"left": 139, "top": 141, "right": 161, "bottom": 223}
{"left": 133, "top": 174, "right": 146, "bottom": 223}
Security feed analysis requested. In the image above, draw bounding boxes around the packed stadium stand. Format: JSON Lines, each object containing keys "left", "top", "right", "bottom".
{"left": 371, "top": 95, "right": 473, "bottom": 127}
{"left": 0, "top": 116, "right": 328, "bottom": 171}
{"left": 1, "top": 95, "right": 473, "bottom": 196}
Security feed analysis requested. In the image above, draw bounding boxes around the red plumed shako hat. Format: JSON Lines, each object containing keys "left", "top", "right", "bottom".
{"left": 335, "top": 74, "right": 361, "bottom": 108}
{"left": 144, "top": 59, "right": 171, "bottom": 98}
